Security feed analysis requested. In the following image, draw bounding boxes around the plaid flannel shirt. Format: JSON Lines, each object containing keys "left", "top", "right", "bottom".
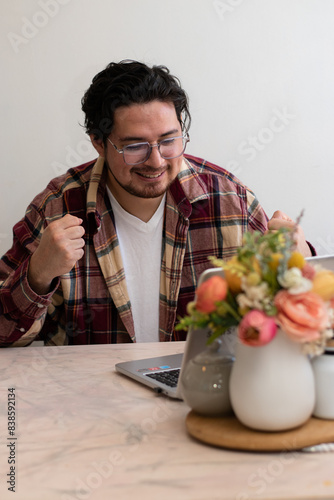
{"left": 0, "top": 154, "right": 268, "bottom": 346}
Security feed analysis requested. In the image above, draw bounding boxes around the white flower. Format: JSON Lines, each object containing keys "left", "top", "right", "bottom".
{"left": 238, "top": 281, "right": 271, "bottom": 310}
{"left": 302, "top": 328, "right": 333, "bottom": 356}
{"left": 278, "top": 267, "right": 312, "bottom": 294}
{"left": 237, "top": 293, "right": 253, "bottom": 309}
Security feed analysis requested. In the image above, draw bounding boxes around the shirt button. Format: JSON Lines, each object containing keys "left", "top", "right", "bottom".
{"left": 19, "top": 328, "right": 25, "bottom": 333}
{"left": 37, "top": 304, "right": 44, "bottom": 308}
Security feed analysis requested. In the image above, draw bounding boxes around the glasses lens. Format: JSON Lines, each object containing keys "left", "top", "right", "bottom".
{"left": 122, "top": 135, "right": 189, "bottom": 165}
{"left": 159, "top": 136, "right": 188, "bottom": 159}
{"left": 123, "top": 143, "right": 150, "bottom": 165}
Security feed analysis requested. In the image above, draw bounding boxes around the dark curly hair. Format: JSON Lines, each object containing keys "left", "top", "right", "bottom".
{"left": 81, "top": 60, "right": 191, "bottom": 143}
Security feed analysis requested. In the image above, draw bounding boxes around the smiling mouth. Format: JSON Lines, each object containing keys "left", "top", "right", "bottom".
{"left": 136, "top": 171, "right": 164, "bottom": 179}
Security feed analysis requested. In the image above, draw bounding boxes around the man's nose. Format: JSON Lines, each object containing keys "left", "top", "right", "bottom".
{"left": 145, "top": 144, "right": 164, "bottom": 166}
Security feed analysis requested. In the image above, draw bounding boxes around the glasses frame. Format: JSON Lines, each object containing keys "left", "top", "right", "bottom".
{"left": 107, "top": 133, "right": 190, "bottom": 165}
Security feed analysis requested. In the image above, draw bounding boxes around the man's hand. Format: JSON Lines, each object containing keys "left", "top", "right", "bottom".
{"left": 267, "top": 210, "right": 312, "bottom": 257}
{"left": 28, "top": 214, "right": 85, "bottom": 295}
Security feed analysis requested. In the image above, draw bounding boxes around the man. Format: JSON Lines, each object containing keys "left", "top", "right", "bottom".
{"left": 0, "top": 60, "right": 312, "bottom": 346}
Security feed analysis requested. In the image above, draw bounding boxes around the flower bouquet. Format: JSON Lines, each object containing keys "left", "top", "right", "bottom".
{"left": 177, "top": 227, "right": 334, "bottom": 355}
{"left": 177, "top": 225, "right": 334, "bottom": 431}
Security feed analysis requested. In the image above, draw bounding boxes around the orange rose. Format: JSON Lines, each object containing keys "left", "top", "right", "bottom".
{"left": 274, "top": 290, "right": 328, "bottom": 342}
{"left": 195, "top": 276, "right": 228, "bottom": 313}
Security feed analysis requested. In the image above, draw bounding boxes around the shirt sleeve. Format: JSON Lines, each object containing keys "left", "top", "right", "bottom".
{"left": 246, "top": 188, "right": 316, "bottom": 255}
{"left": 0, "top": 206, "right": 58, "bottom": 346}
{"left": 245, "top": 187, "right": 269, "bottom": 234}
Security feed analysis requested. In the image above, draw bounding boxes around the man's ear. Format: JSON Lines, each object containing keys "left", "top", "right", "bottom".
{"left": 90, "top": 134, "right": 105, "bottom": 157}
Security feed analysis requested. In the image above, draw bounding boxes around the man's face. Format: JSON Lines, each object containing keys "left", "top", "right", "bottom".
{"left": 101, "top": 100, "right": 184, "bottom": 200}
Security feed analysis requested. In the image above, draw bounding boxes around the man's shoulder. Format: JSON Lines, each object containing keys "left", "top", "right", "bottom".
{"left": 31, "top": 158, "right": 98, "bottom": 212}
{"left": 183, "top": 154, "right": 250, "bottom": 191}
{"left": 47, "top": 158, "right": 98, "bottom": 191}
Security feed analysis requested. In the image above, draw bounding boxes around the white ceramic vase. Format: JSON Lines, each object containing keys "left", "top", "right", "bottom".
{"left": 312, "top": 353, "right": 334, "bottom": 419}
{"left": 229, "top": 329, "right": 315, "bottom": 431}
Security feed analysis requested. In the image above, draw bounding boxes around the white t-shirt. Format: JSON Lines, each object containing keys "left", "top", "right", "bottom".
{"left": 107, "top": 188, "right": 165, "bottom": 342}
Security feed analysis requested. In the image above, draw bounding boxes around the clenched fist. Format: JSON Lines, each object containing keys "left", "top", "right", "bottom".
{"left": 28, "top": 214, "right": 85, "bottom": 295}
{"left": 267, "top": 210, "right": 311, "bottom": 257}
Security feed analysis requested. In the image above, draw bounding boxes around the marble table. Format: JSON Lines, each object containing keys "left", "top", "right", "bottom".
{"left": 0, "top": 342, "right": 333, "bottom": 500}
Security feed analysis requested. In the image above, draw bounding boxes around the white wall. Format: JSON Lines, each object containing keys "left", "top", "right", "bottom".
{"left": 1, "top": 0, "right": 334, "bottom": 256}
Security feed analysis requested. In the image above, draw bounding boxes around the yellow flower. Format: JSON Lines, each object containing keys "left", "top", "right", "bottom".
{"left": 251, "top": 256, "right": 262, "bottom": 275}
{"left": 312, "top": 270, "right": 334, "bottom": 301}
{"left": 278, "top": 232, "right": 286, "bottom": 247}
{"left": 246, "top": 272, "right": 261, "bottom": 286}
{"left": 223, "top": 256, "right": 245, "bottom": 293}
{"left": 268, "top": 253, "right": 283, "bottom": 271}
{"left": 288, "top": 251, "right": 305, "bottom": 270}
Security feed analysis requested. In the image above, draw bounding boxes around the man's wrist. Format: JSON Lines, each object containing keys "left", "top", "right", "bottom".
{"left": 27, "top": 257, "right": 53, "bottom": 296}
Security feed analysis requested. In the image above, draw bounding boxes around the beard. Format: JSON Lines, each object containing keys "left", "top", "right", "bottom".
{"left": 106, "top": 162, "right": 177, "bottom": 199}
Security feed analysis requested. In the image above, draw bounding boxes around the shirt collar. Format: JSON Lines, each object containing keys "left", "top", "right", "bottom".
{"left": 86, "top": 156, "right": 106, "bottom": 233}
{"left": 168, "top": 155, "right": 209, "bottom": 218}
{"left": 86, "top": 154, "right": 209, "bottom": 228}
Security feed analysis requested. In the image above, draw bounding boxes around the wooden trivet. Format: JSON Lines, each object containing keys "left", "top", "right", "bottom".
{"left": 186, "top": 411, "right": 334, "bottom": 451}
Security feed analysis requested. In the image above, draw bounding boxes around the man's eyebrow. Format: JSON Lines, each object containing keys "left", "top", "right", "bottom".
{"left": 119, "top": 129, "right": 180, "bottom": 142}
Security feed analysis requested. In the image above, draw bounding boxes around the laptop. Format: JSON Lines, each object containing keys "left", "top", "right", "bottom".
{"left": 115, "top": 267, "right": 236, "bottom": 399}
{"left": 306, "top": 254, "right": 334, "bottom": 271}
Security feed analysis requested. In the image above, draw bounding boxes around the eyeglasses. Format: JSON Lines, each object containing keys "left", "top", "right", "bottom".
{"left": 107, "top": 133, "right": 189, "bottom": 165}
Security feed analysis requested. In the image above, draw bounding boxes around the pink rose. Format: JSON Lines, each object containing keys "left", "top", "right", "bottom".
{"left": 274, "top": 290, "right": 328, "bottom": 342}
{"left": 301, "top": 262, "right": 316, "bottom": 280}
{"left": 238, "top": 310, "right": 277, "bottom": 346}
{"left": 195, "top": 276, "right": 228, "bottom": 313}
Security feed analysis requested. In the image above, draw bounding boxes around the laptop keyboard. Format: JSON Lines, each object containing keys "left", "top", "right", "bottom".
{"left": 145, "top": 369, "right": 180, "bottom": 387}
